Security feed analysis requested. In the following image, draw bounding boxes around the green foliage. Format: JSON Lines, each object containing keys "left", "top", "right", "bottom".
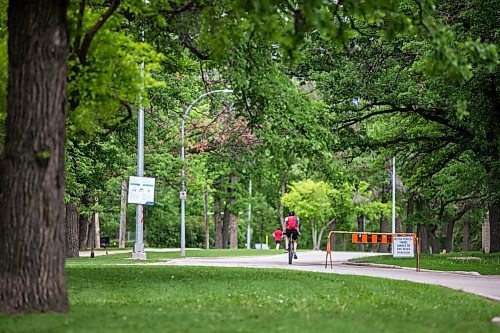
{"left": 66, "top": 1, "right": 165, "bottom": 136}
{"left": 282, "top": 179, "right": 334, "bottom": 223}
{"left": 52, "top": 0, "right": 497, "bottom": 253}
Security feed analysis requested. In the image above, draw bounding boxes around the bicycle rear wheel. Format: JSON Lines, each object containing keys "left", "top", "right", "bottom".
{"left": 288, "top": 242, "right": 293, "bottom": 265}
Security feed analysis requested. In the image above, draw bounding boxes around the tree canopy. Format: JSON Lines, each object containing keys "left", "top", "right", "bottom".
{"left": 0, "top": 0, "right": 498, "bottom": 314}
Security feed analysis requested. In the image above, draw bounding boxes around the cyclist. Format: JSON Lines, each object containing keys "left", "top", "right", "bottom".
{"left": 273, "top": 228, "right": 283, "bottom": 250}
{"left": 284, "top": 211, "right": 300, "bottom": 259}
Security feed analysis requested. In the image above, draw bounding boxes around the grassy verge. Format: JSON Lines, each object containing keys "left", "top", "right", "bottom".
{"left": 1, "top": 265, "right": 499, "bottom": 333}
{"left": 68, "top": 249, "right": 284, "bottom": 266}
{"left": 349, "top": 252, "right": 500, "bottom": 275}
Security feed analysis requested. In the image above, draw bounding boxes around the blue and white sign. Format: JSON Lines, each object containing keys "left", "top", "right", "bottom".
{"left": 128, "top": 176, "right": 155, "bottom": 205}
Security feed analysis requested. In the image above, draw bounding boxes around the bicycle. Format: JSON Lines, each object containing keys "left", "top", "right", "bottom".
{"left": 286, "top": 230, "right": 299, "bottom": 265}
{"left": 288, "top": 238, "right": 295, "bottom": 265}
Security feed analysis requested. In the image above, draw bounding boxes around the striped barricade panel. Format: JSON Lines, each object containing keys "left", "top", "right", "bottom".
{"left": 352, "top": 233, "right": 393, "bottom": 244}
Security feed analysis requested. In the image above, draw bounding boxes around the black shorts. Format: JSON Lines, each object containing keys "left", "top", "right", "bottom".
{"left": 285, "top": 229, "right": 299, "bottom": 241}
{"left": 275, "top": 240, "right": 281, "bottom": 245}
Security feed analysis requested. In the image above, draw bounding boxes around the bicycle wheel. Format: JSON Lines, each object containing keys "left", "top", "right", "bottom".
{"left": 288, "top": 242, "right": 293, "bottom": 265}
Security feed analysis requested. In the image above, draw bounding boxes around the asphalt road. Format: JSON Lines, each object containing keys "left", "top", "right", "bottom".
{"left": 159, "top": 250, "right": 500, "bottom": 302}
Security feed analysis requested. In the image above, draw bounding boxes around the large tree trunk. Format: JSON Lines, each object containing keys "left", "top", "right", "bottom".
{"left": 204, "top": 190, "right": 209, "bottom": 249}
{"left": 405, "top": 194, "right": 414, "bottom": 233}
{"left": 428, "top": 225, "right": 440, "bottom": 254}
{"left": 489, "top": 198, "right": 500, "bottom": 252}
{"left": 462, "top": 219, "right": 470, "bottom": 251}
{"left": 213, "top": 178, "right": 223, "bottom": 249}
{"left": 79, "top": 210, "right": 90, "bottom": 251}
{"left": 222, "top": 205, "right": 230, "bottom": 248}
{"left": 357, "top": 215, "right": 365, "bottom": 251}
{"left": 311, "top": 223, "right": 317, "bottom": 250}
{"left": 119, "top": 180, "right": 127, "bottom": 248}
{"left": 329, "top": 220, "right": 336, "bottom": 250}
{"left": 484, "top": 77, "right": 500, "bottom": 252}
{"left": 444, "top": 203, "right": 472, "bottom": 253}
{"left": 0, "top": 0, "right": 69, "bottom": 314}
{"left": 318, "top": 219, "right": 335, "bottom": 251}
{"left": 396, "top": 214, "right": 403, "bottom": 233}
{"left": 379, "top": 179, "right": 390, "bottom": 253}
{"left": 94, "top": 197, "right": 100, "bottom": 248}
{"left": 65, "top": 203, "right": 79, "bottom": 258}
{"left": 228, "top": 173, "right": 238, "bottom": 249}
{"left": 417, "top": 224, "right": 430, "bottom": 254}
{"left": 87, "top": 217, "right": 95, "bottom": 249}
{"left": 444, "top": 220, "right": 455, "bottom": 253}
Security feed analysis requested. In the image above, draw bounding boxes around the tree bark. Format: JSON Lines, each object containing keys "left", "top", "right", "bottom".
{"left": 357, "top": 215, "right": 365, "bottom": 251}
{"left": 405, "top": 194, "right": 414, "bottom": 233}
{"left": 379, "top": 179, "right": 390, "bottom": 253}
{"left": 213, "top": 178, "right": 223, "bottom": 249}
{"left": 462, "top": 219, "right": 470, "bottom": 252}
{"left": 65, "top": 203, "right": 79, "bottom": 258}
{"left": 94, "top": 197, "right": 100, "bottom": 248}
{"left": 87, "top": 217, "right": 95, "bottom": 249}
{"left": 483, "top": 77, "right": 500, "bottom": 252}
{"left": 79, "top": 207, "right": 90, "bottom": 251}
{"left": 489, "top": 195, "right": 500, "bottom": 252}
{"left": 311, "top": 223, "right": 316, "bottom": 250}
{"left": 0, "top": 0, "right": 69, "bottom": 313}
{"left": 329, "top": 219, "right": 336, "bottom": 252}
{"left": 396, "top": 213, "right": 403, "bottom": 233}
{"left": 444, "top": 220, "right": 455, "bottom": 253}
{"left": 119, "top": 180, "right": 127, "bottom": 248}
{"left": 444, "top": 203, "right": 472, "bottom": 253}
{"left": 318, "top": 219, "right": 335, "bottom": 251}
{"left": 204, "top": 190, "right": 209, "bottom": 249}
{"left": 222, "top": 204, "right": 229, "bottom": 248}
{"left": 417, "top": 224, "right": 430, "bottom": 254}
{"left": 228, "top": 173, "right": 238, "bottom": 249}
{"left": 428, "top": 225, "right": 440, "bottom": 254}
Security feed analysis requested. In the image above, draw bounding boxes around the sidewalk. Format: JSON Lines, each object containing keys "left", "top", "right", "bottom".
{"left": 160, "top": 251, "right": 500, "bottom": 302}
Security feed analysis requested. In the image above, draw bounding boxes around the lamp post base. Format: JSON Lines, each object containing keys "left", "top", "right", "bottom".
{"left": 132, "top": 251, "right": 147, "bottom": 260}
{"left": 132, "top": 243, "right": 147, "bottom": 260}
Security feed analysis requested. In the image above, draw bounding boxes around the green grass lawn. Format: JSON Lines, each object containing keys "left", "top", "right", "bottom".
{"left": 349, "top": 252, "right": 500, "bottom": 275}
{"left": 1, "top": 261, "right": 500, "bottom": 333}
{"left": 67, "top": 249, "right": 284, "bottom": 266}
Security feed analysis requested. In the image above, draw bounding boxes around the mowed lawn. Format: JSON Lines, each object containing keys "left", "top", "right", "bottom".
{"left": 349, "top": 252, "right": 500, "bottom": 275}
{"left": 1, "top": 257, "right": 500, "bottom": 333}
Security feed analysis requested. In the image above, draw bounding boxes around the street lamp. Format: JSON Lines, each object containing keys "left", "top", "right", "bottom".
{"left": 132, "top": 23, "right": 147, "bottom": 260}
{"left": 391, "top": 156, "right": 396, "bottom": 235}
{"left": 180, "top": 89, "right": 233, "bottom": 257}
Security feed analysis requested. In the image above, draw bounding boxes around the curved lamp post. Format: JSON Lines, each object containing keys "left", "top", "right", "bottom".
{"left": 180, "top": 89, "right": 233, "bottom": 257}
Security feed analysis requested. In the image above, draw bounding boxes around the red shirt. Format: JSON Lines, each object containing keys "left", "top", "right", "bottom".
{"left": 273, "top": 230, "right": 283, "bottom": 241}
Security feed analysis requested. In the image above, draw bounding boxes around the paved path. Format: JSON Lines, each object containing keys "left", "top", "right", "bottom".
{"left": 160, "top": 251, "right": 500, "bottom": 302}
{"left": 79, "top": 248, "right": 200, "bottom": 257}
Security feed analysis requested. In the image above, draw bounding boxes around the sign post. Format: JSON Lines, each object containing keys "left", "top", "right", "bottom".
{"left": 128, "top": 176, "right": 156, "bottom": 205}
{"left": 324, "top": 231, "right": 420, "bottom": 271}
{"left": 128, "top": 176, "right": 155, "bottom": 260}
{"left": 392, "top": 236, "right": 415, "bottom": 258}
